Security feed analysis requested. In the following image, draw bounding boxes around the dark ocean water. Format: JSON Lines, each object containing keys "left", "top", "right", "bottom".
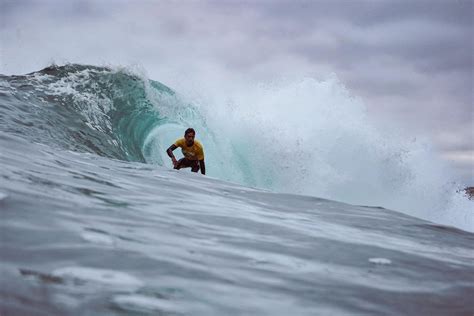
{"left": 1, "top": 65, "right": 473, "bottom": 315}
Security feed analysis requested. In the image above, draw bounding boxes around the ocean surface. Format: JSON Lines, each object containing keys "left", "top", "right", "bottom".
{"left": 1, "top": 64, "right": 473, "bottom": 315}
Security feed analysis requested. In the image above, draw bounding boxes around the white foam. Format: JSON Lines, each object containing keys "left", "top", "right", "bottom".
{"left": 112, "top": 294, "right": 180, "bottom": 313}
{"left": 0, "top": 192, "right": 8, "bottom": 201}
{"left": 53, "top": 293, "right": 80, "bottom": 309}
{"left": 52, "top": 267, "right": 143, "bottom": 290}
{"left": 81, "top": 231, "right": 115, "bottom": 246}
{"left": 369, "top": 258, "right": 392, "bottom": 265}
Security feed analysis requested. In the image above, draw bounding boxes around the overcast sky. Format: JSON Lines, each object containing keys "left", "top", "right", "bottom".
{"left": 1, "top": 0, "right": 472, "bottom": 183}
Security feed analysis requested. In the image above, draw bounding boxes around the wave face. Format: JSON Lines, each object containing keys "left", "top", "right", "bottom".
{"left": 1, "top": 130, "right": 473, "bottom": 316}
{"left": 0, "top": 64, "right": 471, "bottom": 232}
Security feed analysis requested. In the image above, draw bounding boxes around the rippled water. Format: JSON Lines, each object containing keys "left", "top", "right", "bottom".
{"left": 1, "top": 131, "right": 473, "bottom": 315}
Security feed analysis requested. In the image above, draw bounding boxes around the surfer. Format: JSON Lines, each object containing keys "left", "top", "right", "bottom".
{"left": 166, "top": 128, "right": 206, "bottom": 175}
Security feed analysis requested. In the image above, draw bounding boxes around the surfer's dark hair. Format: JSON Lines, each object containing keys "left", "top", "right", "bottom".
{"left": 184, "top": 128, "right": 195, "bottom": 136}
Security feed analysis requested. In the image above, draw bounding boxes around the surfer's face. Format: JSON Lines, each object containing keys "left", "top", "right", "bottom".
{"left": 185, "top": 132, "right": 195, "bottom": 146}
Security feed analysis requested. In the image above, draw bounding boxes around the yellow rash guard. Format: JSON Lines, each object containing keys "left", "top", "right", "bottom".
{"left": 173, "top": 138, "right": 204, "bottom": 161}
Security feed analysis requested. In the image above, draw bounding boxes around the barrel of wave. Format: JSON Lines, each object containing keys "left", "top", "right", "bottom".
{"left": 142, "top": 123, "right": 258, "bottom": 186}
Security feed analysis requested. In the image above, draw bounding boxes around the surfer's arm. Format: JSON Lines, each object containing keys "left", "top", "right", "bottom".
{"left": 199, "top": 159, "right": 205, "bottom": 175}
{"left": 166, "top": 144, "right": 178, "bottom": 165}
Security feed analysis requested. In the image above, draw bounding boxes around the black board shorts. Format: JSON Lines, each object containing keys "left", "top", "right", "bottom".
{"left": 175, "top": 158, "right": 199, "bottom": 172}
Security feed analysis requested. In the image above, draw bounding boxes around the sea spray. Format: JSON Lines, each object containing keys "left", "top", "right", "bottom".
{"left": 162, "top": 73, "right": 473, "bottom": 231}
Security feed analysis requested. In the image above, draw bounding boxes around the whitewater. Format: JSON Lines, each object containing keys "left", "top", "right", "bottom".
{"left": 0, "top": 64, "right": 473, "bottom": 315}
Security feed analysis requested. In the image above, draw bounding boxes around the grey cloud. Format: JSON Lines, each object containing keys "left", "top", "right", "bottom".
{"left": 247, "top": 0, "right": 472, "bottom": 28}
{"left": 237, "top": 0, "right": 473, "bottom": 80}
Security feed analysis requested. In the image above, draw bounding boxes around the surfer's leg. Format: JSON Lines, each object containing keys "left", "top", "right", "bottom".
{"left": 174, "top": 158, "right": 187, "bottom": 170}
{"left": 175, "top": 158, "right": 199, "bottom": 172}
{"left": 190, "top": 160, "right": 199, "bottom": 172}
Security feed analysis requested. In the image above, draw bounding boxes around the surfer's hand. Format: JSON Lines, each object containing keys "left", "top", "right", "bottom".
{"left": 172, "top": 158, "right": 178, "bottom": 167}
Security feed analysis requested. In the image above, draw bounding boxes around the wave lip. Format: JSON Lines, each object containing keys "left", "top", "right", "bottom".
{"left": 0, "top": 64, "right": 176, "bottom": 162}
